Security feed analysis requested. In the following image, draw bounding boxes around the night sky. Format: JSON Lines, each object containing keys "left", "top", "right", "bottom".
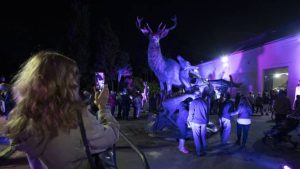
{"left": 1, "top": 0, "right": 300, "bottom": 80}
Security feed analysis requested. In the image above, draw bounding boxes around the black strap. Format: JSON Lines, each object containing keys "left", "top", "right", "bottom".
{"left": 77, "top": 111, "right": 97, "bottom": 169}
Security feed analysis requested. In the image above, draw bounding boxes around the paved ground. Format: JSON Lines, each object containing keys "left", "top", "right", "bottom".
{"left": 0, "top": 112, "right": 299, "bottom": 169}
{"left": 116, "top": 113, "right": 300, "bottom": 169}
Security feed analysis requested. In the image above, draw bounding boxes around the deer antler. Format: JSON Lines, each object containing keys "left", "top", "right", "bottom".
{"left": 157, "top": 22, "right": 167, "bottom": 33}
{"left": 168, "top": 15, "right": 177, "bottom": 31}
{"left": 157, "top": 15, "right": 177, "bottom": 38}
{"left": 136, "top": 16, "right": 153, "bottom": 35}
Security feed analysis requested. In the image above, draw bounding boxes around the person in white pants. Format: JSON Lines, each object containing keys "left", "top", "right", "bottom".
{"left": 219, "top": 93, "right": 234, "bottom": 145}
{"left": 187, "top": 97, "right": 208, "bottom": 156}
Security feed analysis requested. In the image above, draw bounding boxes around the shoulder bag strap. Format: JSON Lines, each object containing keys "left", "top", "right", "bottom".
{"left": 76, "top": 111, "right": 97, "bottom": 169}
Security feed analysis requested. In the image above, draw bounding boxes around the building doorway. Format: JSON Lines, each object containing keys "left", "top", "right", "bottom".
{"left": 263, "top": 67, "right": 288, "bottom": 92}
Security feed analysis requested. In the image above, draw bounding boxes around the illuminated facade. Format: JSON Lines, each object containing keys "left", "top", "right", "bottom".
{"left": 197, "top": 35, "right": 300, "bottom": 103}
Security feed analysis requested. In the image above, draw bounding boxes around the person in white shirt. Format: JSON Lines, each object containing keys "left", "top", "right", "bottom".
{"left": 294, "top": 80, "right": 300, "bottom": 109}
{"left": 231, "top": 97, "right": 253, "bottom": 148}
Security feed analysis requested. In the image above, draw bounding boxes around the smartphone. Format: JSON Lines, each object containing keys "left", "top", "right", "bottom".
{"left": 95, "top": 72, "right": 105, "bottom": 91}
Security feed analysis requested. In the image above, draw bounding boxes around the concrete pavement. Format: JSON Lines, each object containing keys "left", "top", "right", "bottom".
{"left": 116, "top": 113, "right": 300, "bottom": 169}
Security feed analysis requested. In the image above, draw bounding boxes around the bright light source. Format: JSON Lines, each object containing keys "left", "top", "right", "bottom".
{"left": 274, "top": 73, "right": 288, "bottom": 78}
{"left": 221, "top": 56, "right": 229, "bottom": 63}
{"left": 274, "top": 73, "right": 281, "bottom": 78}
{"left": 283, "top": 165, "right": 291, "bottom": 169}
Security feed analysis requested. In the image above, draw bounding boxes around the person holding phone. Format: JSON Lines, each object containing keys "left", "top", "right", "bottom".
{"left": 7, "top": 51, "right": 119, "bottom": 169}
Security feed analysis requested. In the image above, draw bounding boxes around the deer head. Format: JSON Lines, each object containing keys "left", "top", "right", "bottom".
{"left": 136, "top": 16, "right": 177, "bottom": 41}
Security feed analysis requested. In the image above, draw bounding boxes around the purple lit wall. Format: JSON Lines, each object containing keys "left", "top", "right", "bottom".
{"left": 197, "top": 35, "right": 300, "bottom": 103}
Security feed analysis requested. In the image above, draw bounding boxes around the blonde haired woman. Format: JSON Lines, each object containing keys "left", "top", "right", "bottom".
{"left": 7, "top": 51, "right": 119, "bottom": 169}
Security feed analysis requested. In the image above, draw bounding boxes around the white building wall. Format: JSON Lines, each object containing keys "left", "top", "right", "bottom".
{"left": 197, "top": 35, "right": 300, "bottom": 103}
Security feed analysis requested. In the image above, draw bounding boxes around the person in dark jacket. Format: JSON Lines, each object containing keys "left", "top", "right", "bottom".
{"left": 121, "top": 90, "right": 131, "bottom": 120}
{"left": 176, "top": 97, "right": 193, "bottom": 154}
{"left": 219, "top": 93, "right": 234, "bottom": 145}
{"left": 187, "top": 97, "right": 208, "bottom": 156}
{"left": 255, "top": 93, "right": 263, "bottom": 115}
{"left": 273, "top": 90, "right": 291, "bottom": 124}
{"left": 294, "top": 95, "right": 300, "bottom": 136}
{"left": 234, "top": 92, "right": 241, "bottom": 110}
{"left": 262, "top": 92, "right": 270, "bottom": 115}
{"left": 108, "top": 91, "right": 117, "bottom": 116}
{"left": 231, "top": 97, "right": 253, "bottom": 148}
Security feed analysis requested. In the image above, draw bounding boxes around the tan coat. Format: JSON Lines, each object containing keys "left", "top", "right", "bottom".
{"left": 15, "top": 110, "right": 119, "bottom": 169}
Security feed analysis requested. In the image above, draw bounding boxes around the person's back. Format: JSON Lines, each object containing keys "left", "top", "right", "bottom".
{"left": 237, "top": 102, "right": 253, "bottom": 119}
{"left": 247, "top": 93, "right": 255, "bottom": 104}
{"left": 274, "top": 91, "right": 291, "bottom": 115}
{"left": 177, "top": 98, "right": 191, "bottom": 122}
{"left": 188, "top": 98, "right": 208, "bottom": 124}
{"left": 6, "top": 51, "right": 119, "bottom": 169}
{"left": 121, "top": 93, "right": 131, "bottom": 106}
{"left": 256, "top": 94, "right": 263, "bottom": 106}
{"left": 234, "top": 93, "right": 241, "bottom": 109}
{"left": 187, "top": 97, "right": 208, "bottom": 156}
{"left": 17, "top": 111, "right": 117, "bottom": 169}
{"left": 219, "top": 94, "right": 234, "bottom": 144}
{"left": 262, "top": 93, "right": 269, "bottom": 104}
{"left": 108, "top": 93, "right": 117, "bottom": 107}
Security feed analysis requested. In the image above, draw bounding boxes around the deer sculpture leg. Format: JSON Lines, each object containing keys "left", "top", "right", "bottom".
{"left": 159, "top": 82, "right": 166, "bottom": 106}
{"left": 166, "top": 82, "right": 173, "bottom": 97}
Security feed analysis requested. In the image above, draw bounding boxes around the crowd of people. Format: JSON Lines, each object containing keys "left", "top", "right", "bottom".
{"left": 82, "top": 88, "right": 148, "bottom": 121}
{"left": 176, "top": 88, "right": 300, "bottom": 156}
{"left": 176, "top": 92, "right": 254, "bottom": 156}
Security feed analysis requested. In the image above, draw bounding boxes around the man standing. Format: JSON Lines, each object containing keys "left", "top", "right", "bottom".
{"left": 187, "top": 97, "right": 208, "bottom": 156}
{"left": 274, "top": 90, "right": 291, "bottom": 124}
{"left": 247, "top": 92, "right": 255, "bottom": 111}
{"left": 219, "top": 93, "right": 234, "bottom": 145}
{"left": 294, "top": 80, "right": 300, "bottom": 108}
{"left": 255, "top": 93, "right": 263, "bottom": 115}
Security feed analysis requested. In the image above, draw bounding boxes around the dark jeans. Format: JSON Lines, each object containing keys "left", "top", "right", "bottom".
{"left": 236, "top": 123, "right": 250, "bottom": 146}
{"left": 110, "top": 106, "right": 115, "bottom": 116}
{"left": 122, "top": 105, "right": 130, "bottom": 120}
{"left": 255, "top": 105, "right": 263, "bottom": 115}
{"left": 176, "top": 118, "right": 187, "bottom": 139}
{"left": 117, "top": 104, "right": 122, "bottom": 117}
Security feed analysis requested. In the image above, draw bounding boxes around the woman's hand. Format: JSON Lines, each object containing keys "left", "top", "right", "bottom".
{"left": 94, "top": 84, "right": 109, "bottom": 110}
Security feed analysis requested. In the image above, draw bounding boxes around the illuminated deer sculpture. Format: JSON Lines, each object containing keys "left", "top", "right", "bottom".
{"left": 136, "top": 16, "right": 183, "bottom": 96}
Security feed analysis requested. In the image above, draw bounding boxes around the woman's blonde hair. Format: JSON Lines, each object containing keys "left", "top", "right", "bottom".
{"left": 7, "top": 51, "right": 85, "bottom": 140}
